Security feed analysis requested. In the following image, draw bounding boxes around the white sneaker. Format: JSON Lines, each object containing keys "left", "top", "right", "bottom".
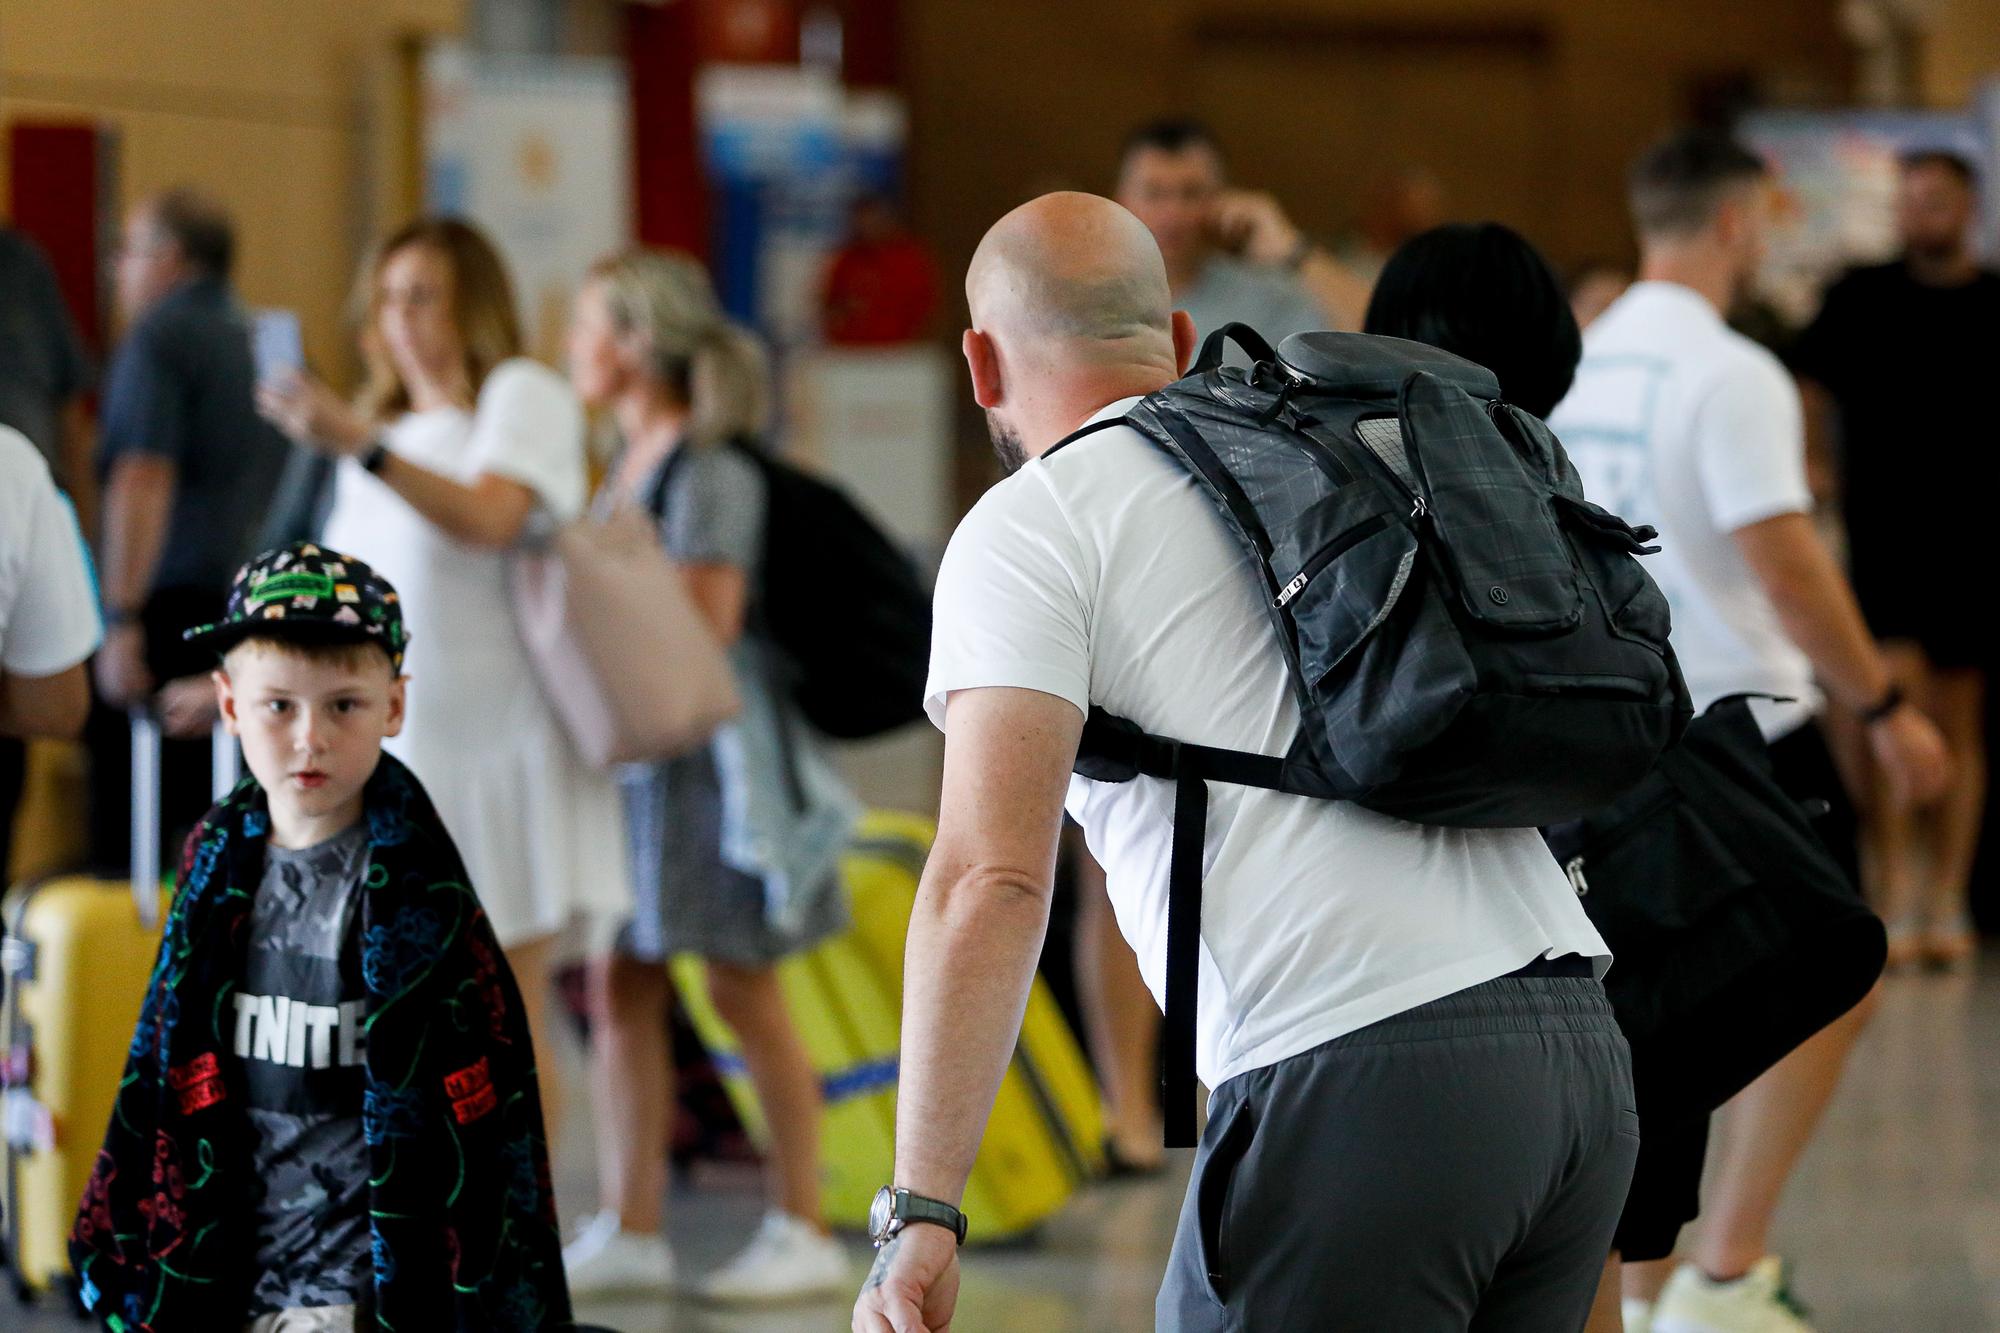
{"left": 562, "top": 1211, "right": 677, "bottom": 1297}
{"left": 1623, "top": 1297, "right": 1655, "bottom": 1333}
{"left": 1653, "top": 1256, "right": 1813, "bottom": 1333}
{"left": 695, "top": 1210, "right": 848, "bottom": 1306}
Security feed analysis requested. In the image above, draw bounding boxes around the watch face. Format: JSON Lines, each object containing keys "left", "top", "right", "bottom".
{"left": 869, "top": 1186, "right": 895, "bottom": 1243}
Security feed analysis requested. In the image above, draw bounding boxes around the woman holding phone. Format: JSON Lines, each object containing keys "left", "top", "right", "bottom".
{"left": 256, "top": 218, "right": 632, "bottom": 1140}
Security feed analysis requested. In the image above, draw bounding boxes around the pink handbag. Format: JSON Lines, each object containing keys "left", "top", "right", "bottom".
{"left": 511, "top": 507, "right": 740, "bottom": 768}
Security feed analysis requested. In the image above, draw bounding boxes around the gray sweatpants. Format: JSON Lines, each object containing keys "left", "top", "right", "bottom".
{"left": 1158, "top": 976, "right": 1637, "bottom": 1332}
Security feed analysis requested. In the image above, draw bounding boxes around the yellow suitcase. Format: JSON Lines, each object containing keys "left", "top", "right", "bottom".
{"left": 674, "top": 811, "right": 1104, "bottom": 1242}
{"left": 1, "top": 716, "right": 219, "bottom": 1301}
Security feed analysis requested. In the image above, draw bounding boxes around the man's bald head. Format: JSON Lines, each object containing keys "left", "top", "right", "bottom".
{"left": 967, "top": 192, "right": 1174, "bottom": 357}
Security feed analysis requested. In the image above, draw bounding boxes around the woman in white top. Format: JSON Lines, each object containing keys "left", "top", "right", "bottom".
{"left": 256, "top": 218, "right": 631, "bottom": 1136}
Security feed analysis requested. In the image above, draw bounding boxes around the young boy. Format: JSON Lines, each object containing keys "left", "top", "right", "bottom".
{"left": 70, "top": 543, "right": 574, "bottom": 1332}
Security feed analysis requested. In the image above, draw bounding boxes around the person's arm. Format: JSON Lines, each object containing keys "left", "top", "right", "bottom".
{"left": 257, "top": 371, "right": 536, "bottom": 548}
{"left": 1796, "top": 378, "right": 1840, "bottom": 509}
{"left": 0, "top": 663, "right": 90, "bottom": 739}
{"left": 94, "top": 452, "right": 176, "bottom": 706}
{"left": 1212, "top": 189, "right": 1373, "bottom": 331}
{"left": 854, "top": 685, "right": 1082, "bottom": 1333}
{"left": 682, "top": 564, "right": 748, "bottom": 645}
{"left": 1733, "top": 512, "right": 1891, "bottom": 708}
{"left": 1733, "top": 512, "right": 1949, "bottom": 806}
{"left": 368, "top": 451, "right": 536, "bottom": 548}
{"left": 4, "top": 452, "right": 102, "bottom": 735}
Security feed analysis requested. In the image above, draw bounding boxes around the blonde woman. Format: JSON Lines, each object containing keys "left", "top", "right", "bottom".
{"left": 562, "top": 249, "right": 856, "bottom": 1304}
{"left": 257, "top": 218, "right": 631, "bottom": 1141}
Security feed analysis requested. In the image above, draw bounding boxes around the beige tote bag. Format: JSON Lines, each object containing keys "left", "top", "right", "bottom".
{"left": 511, "top": 507, "right": 740, "bottom": 768}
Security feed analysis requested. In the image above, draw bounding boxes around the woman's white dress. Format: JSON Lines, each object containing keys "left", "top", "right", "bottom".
{"left": 321, "top": 358, "right": 631, "bottom": 949}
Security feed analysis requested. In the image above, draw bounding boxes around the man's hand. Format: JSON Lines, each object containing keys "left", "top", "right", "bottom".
{"left": 1869, "top": 703, "right": 1952, "bottom": 810}
{"left": 1212, "top": 189, "right": 1304, "bottom": 267}
{"left": 257, "top": 372, "right": 373, "bottom": 456}
{"left": 157, "top": 675, "right": 220, "bottom": 739}
{"left": 94, "top": 622, "right": 154, "bottom": 709}
{"left": 853, "top": 1228, "right": 961, "bottom": 1333}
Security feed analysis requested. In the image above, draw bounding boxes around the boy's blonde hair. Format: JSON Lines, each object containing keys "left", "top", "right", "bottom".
{"left": 220, "top": 635, "right": 398, "bottom": 677}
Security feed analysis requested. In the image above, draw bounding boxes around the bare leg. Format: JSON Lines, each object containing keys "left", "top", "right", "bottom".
{"left": 1923, "top": 668, "right": 1985, "bottom": 963}
{"left": 1584, "top": 1255, "right": 1626, "bottom": 1332}
{"left": 1691, "top": 984, "right": 1880, "bottom": 1279}
{"left": 503, "top": 934, "right": 565, "bottom": 1141}
{"left": 1623, "top": 1257, "right": 1676, "bottom": 1305}
{"left": 586, "top": 953, "right": 674, "bottom": 1233}
{"left": 1870, "top": 646, "right": 1930, "bottom": 965}
{"left": 1071, "top": 832, "right": 1163, "bottom": 1167}
{"left": 705, "top": 959, "right": 825, "bottom": 1229}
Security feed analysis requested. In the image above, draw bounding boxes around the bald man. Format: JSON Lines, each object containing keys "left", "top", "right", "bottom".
{"left": 853, "top": 194, "right": 1632, "bottom": 1333}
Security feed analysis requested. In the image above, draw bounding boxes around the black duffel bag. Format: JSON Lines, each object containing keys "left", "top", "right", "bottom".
{"left": 1543, "top": 696, "right": 1886, "bottom": 1126}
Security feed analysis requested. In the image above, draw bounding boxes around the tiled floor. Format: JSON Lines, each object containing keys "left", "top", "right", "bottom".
{"left": 14, "top": 958, "right": 1999, "bottom": 1331}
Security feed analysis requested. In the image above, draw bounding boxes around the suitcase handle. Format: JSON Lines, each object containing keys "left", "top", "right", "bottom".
{"left": 129, "top": 710, "right": 241, "bottom": 930}
{"left": 130, "top": 711, "right": 161, "bottom": 930}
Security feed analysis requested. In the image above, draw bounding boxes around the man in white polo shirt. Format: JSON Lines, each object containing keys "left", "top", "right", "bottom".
{"left": 851, "top": 191, "right": 1632, "bottom": 1333}
{"left": 1550, "top": 128, "right": 1950, "bottom": 1333}
{"left": 0, "top": 423, "right": 98, "bottom": 745}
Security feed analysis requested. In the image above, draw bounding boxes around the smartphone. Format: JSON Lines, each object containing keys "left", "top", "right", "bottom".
{"left": 251, "top": 309, "right": 304, "bottom": 384}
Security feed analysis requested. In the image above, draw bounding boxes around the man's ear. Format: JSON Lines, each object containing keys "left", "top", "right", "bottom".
{"left": 1171, "top": 310, "right": 1198, "bottom": 376}
{"left": 212, "top": 669, "right": 239, "bottom": 736}
{"left": 963, "top": 328, "right": 1004, "bottom": 410}
{"left": 384, "top": 675, "right": 408, "bottom": 741}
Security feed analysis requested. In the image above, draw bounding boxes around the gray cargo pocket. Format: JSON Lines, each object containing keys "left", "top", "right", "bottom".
{"left": 1286, "top": 519, "right": 1420, "bottom": 688}
{"left": 1196, "top": 1098, "right": 1258, "bottom": 1305}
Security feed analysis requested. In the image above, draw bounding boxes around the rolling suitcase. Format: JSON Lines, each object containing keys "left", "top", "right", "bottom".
{"left": 674, "top": 811, "right": 1105, "bottom": 1242}
{"left": 0, "top": 715, "right": 236, "bottom": 1302}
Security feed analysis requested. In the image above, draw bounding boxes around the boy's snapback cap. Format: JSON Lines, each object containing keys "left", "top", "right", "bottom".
{"left": 184, "top": 542, "right": 408, "bottom": 671}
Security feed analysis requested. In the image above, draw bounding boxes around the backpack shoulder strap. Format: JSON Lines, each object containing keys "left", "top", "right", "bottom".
{"left": 1042, "top": 415, "right": 1131, "bottom": 461}
{"left": 1075, "top": 707, "right": 1289, "bottom": 1147}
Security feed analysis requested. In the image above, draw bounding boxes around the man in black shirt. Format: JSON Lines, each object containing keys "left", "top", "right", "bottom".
{"left": 85, "top": 187, "right": 285, "bottom": 870}
{"left": 1793, "top": 149, "right": 1998, "bottom": 968}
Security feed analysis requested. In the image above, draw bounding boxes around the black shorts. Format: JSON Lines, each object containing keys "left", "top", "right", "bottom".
{"left": 1852, "top": 557, "right": 1988, "bottom": 672}
{"left": 1610, "top": 717, "right": 1862, "bottom": 1263}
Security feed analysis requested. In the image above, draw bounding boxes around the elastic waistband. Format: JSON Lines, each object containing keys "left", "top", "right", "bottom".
{"left": 1316, "top": 975, "right": 1619, "bottom": 1052}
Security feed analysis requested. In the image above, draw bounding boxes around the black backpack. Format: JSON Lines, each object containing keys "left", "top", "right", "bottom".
{"left": 1059, "top": 324, "right": 1692, "bottom": 1145}
{"left": 727, "top": 441, "right": 932, "bottom": 740}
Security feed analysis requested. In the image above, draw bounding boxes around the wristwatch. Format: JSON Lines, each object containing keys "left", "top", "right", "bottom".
{"left": 360, "top": 439, "right": 392, "bottom": 475}
{"left": 869, "top": 1186, "right": 968, "bottom": 1249}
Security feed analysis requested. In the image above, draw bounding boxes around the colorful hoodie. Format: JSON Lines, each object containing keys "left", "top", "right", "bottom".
{"left": 70, "top": 755, "right": 573, "bottom": 1331}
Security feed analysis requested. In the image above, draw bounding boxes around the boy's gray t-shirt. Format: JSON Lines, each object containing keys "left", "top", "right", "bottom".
{"left": 236, "top": 823, "right": 373, "bottom": 1316}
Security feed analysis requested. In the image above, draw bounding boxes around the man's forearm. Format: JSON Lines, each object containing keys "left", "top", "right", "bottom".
{"left": 892, "top": 865, "right": 1056, "bottom": 1206}
{"left": 1738, "top": 512, "right": 1891, "bottom": 710}
{"left": 100, "top": 455, "right": 176, "bottom": 612}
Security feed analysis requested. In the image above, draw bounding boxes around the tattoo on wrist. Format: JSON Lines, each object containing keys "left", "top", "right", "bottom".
{"left": 862, "top": 1236, "right": 901, "bottom": 1293}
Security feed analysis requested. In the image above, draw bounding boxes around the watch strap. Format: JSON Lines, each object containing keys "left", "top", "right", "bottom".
{"left": 893, "top": 1190, "right": 968, "bottom": 1247}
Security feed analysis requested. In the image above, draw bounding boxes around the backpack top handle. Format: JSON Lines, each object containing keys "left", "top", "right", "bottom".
{"left": 1193, "top": 322, "right": 1279, "bottom": 373}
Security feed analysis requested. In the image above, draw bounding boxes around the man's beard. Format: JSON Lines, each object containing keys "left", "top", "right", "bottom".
{"left": 986, "top": 411, "right": 1029, "bottom": 475}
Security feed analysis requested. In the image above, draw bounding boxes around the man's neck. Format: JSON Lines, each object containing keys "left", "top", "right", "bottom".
{"left": 1905, "top": 246, "right": 1979, "bottom": 288}
{"left": 1637, "top": 248, "right": 1737, "bottom": 318}
{"left": 266, "top": 794, "right": 366, "bottom": 852}
{"left": 1023, "top": 367, "right": 1178, "bottom": 460}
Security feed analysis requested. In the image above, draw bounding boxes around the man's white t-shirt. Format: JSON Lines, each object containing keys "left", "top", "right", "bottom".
{"left": 1548, "top": 281, "right": 1817, "bottom": 738}
{"left": 926, "top": 400, "right": 1608, "bottom": 1090}
{"left": 0, "top": 424, "right": 100, "bottom": 677}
